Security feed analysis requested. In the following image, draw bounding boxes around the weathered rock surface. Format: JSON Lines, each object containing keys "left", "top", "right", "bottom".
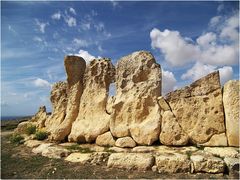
{"left": 96, "top": 131, "right": 116, "bottom": 147}
{"left": 24, "top": 140, "right": 43, "bottom": 148}
{"left": 110, "top": 51, "right": 162, "bottom": 145}
{"left": 160, "top": 110, "right": 189, "bottom": 146}
{"left": 204, "top": 147, "right": 239, "bottom": 158}
{"left": 32, "top": 143, "right": 54, "bottom": 154}
{"left": 190, "top": 152, "right": 225, "bottom": 173}
{"left": 41, "top": 146, "right": 70, "bottom": 159}
{"left": 224, "top": 157, "right": 240, "bottom": 174}
{"left": 30, "top": 106, "right": 48, "bottom": 128}
{"left": 50, "top": 56, "right": 86, "bottom": 141}
{"left": 165, "top": 71, "right": 226, "bottom": 145}
{"left": 45, "top": 81, "right": 68, "bottom": 132}
{"left": 107, "top": 153, "right": 154, "bottom": 170}
{"left": 65, "top": 153, "right": 92, "bottom": 163}
{"left": 108, "top": 147, "right": 130, "bottom": 153}
{"left": 223, "top": 80, "right": 240, "bottom": 147}
{"left": 69, "top": 58, "right": 115, "bottom": 142}
{"left": 132, "top": 146, "right": 156, "bottom": 153}
{"left": 199, "top": 133, "right": 228, "bottom": 146}
{"left": 155, "top": 153, "right": 190, "bottom": 173}
{"left": 115, "top": 137, "right": 136, "bottom": 148}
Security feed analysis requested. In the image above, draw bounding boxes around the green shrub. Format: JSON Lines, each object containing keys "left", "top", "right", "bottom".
{"left": 25, "top": 124, "right": 36, "bottom": 135}
{"left": 35, "top": 131, "right": 48, "bottom": 140}
{"left": 66, "top": 144, "right": 93, "bottom": 153}
{"left": 9, "top": 134, "right": 24, "bottom": 145}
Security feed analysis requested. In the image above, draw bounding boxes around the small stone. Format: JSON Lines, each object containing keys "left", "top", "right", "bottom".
{"left": 96, "top": 131, "right": 116, "bottom": 147}
{"left": 107, "top": 153, "right": 154, "bottom": 170}
{"left": 157, "top": 96, "right": 170, "bottom": 111}
{"left": 115, "top": 137, "right": 136, "bottom": 148}
{"left": 152, "top": 165, "right": 158, "bottom": 172}
{"left": 199, "top": 133, "right": 228, "bottom": 146}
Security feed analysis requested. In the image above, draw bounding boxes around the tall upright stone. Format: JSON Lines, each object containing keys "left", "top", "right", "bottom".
{"left": 68, "top": 58, "right": 115, "bottom": 142}
{"left": 110, "top": 51, "right": 162, "bottom": 145}
{"left": 50, "top": 56, "right": 86, "bottom": 141}
{"left": 45, "top": 81, "right": 68, "bottom": 132}
{"left": 165, "top": 71, "right": 227, "bottom": 145}
{"left": 223, "top": 80, "right": 240, "bottom": 147}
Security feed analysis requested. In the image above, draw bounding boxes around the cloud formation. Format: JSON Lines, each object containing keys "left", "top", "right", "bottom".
{"left": 35, "top": 19, "right": 48, "bottom": 33}
{"left": 33, "top": 78, "right": 51, "bottom": 88}
{"left": 150, "top": 13, "right": 238, "bottom": 67}
{"left": 51, "top": 11, "right": 61, "bottom": 20}
{"left": 162, "top": 69, "right": 177, "bottom": 95}
{"left": 69, "top": 7, "right": 76, "bottom": 15}
{"left": 75, "top": 49, "right": 100, "bottom": 64}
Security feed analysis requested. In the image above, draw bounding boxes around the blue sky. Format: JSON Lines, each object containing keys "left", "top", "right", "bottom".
{"left": 1, "top": 1, "right": 239, "bottom": 116}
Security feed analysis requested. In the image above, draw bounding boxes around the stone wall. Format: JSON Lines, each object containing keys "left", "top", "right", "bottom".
{"left": 21, "top": 50, "right": 239, "bottom": 147}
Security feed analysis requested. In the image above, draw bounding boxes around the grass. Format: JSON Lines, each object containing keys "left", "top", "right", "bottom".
{"left": 25, "top": 124, "right": 36, "bottom": 135}
{"left": 35, "top": 131, "right": 48, "bottom": 140}
{"left": 9, "top": 134, "right": 24, "bottom": 145}
{"left": 66, "top": 144, "right": 93, "bottom": 153}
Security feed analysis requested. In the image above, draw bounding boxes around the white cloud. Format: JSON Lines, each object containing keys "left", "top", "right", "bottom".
{"left": 33, "top": 36, "right": 43, "bottom": 42}
{"left": 181, "top": 62, "right": 233, "bottom": 85}
{"left": 162, "top": 69, "right": 177, "bottom": 95}
{"left": 65, "top": 16, "right": 76, "bottom": 27}
{"left": 220, "top": 13, "right": 239, "bottom": 42}
{"left": 150, "top": 28, "right": 199, "bottom": 66}
{"left": 8, "top": 25, "right": 16, "bottom": 34}
{"left": 33, "top": 78, "right": 51, "bottom": 88}
{"left": 218, "top": 66, "right": 233, "bottom": 85}
{"left": 110, "top": 0, "right": 119, "bottom": 8}
{"left": 150, "top": 13, "right": 239, "bottom": 67}
{"left": 217, "top": 4, "right": 224, "bottom": 13}
{"left": 209, "top": 16, "right": 221, "bottom": 27}
{"left": 74, "top": 50, "right": 100, "bottom": 64}
{"left": 69, "top": 7, "right": 76, "bottom": 15}
{"left": 51, "top": 11, "right": 61, "bottom": 20}
{"left": 35, "top": 19, "right": 48, "bottom": 33}
{"left": 94, "top": 22, "right": 105, "bottom": 32}
{"left": 196, "top": 32, "right": 216, "bottom": 48}
{"left": 73, "top": 38, "right": 89, "bottom": 48}
{"left": 181, "top": 62, "right": 216, "bottom": 81}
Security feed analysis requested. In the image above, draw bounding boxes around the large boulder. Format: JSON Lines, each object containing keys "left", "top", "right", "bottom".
{"left": 69, "top": 58, "right": 115, "bottom": 142}
{"left": 223, "top": 80, "right": 239, "bottom": 147}
{"left": 110, "top": 51, "right": 162, "bottom": 145}
{"left": 107, "top": 153, "right": 154, "bottom": 170}
{"left": 165, "top": 71, "right": 226, "bottom": 145}
{"left": 45, "top": 81, "right": 68, "bottom": 132}
{"left": 50, "top": 56, "right": 86, "bottom": 141}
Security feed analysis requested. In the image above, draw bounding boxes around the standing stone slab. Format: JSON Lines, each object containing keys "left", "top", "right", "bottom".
{"left": 110, "top": 51, "right": 162, "bottom": 145}
{"left": 45, "top": 81, "right": 68, "bottom": 133}
{"left": 223, "top": 80, "right": 240, "bottom": 147}
{"left": 96, "top": 131, "right": 116, "bottom": 147}
{"left": 165, "top": 71, "right": 226, "bottom": 145}
{"left": 30, "top": 106, "right": 49, "bottom": 128}
{"left": 69, "top": 58, "right": 115, "bottom": 142}
{"left": 50, "top": 56, "right": 86, "bottom": 141}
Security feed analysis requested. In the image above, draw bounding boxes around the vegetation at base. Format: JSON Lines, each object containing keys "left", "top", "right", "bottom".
{"left": 9, "top": 134, "right": 24, "bottom": 145}
{"left": 104, "top": 147, "right": 116, "bottom": 153}
{"left": 66, "top": 144, "right": 93, "bottom": 153}
{"left": 35, "top": 130, "right": 48, "bottom": 140}
{"left": 25, "top": 124, "right": 36, "bottom": 135}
